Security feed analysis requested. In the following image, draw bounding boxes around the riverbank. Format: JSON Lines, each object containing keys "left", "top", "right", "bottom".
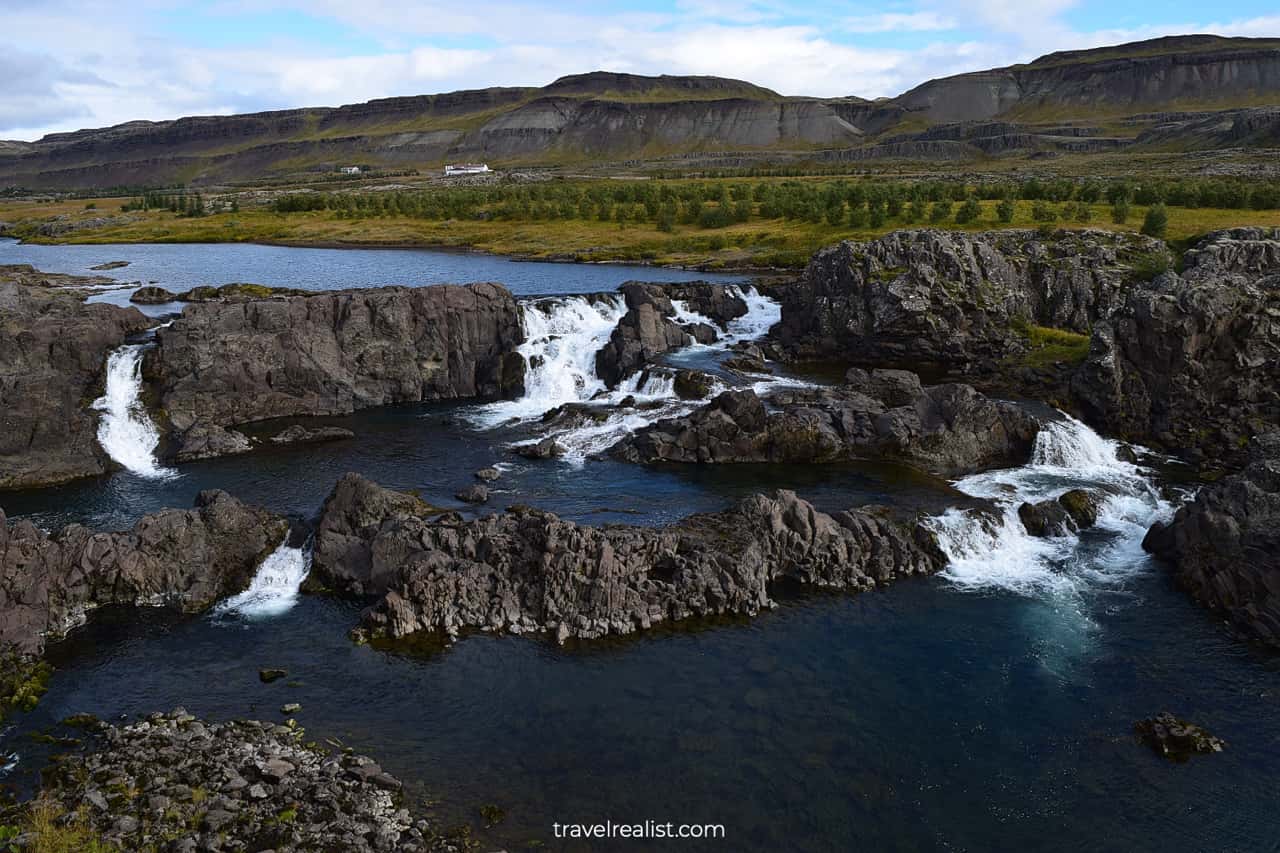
{"left": 6, "top": 195, "right": 1280, "bottom": 271}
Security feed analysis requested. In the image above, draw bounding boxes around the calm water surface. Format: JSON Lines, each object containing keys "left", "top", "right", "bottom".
{"left": 0, "top": 241, "right": 1277, "bottom": 852}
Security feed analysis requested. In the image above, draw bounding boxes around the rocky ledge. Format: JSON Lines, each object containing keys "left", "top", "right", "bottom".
{"left": 773, "top": 228, "right": 1164, "bottom": 368}
{"left": 0, "top": 490, "right": 287, "bottom": 654}
{"left": 1073, "top": 227, "right": 1280, "bottom": 467}
{"left": 1143, "top": 432, "right": 1280, "bottom": 648}
{"left": 307, "top": 473, "right": 944, "bottom": 643}
{"left": 0, "top": 275, "right": 150, "bottom": 489}
{"left": 144, "top": 284, "right": 526, "bottom": 459}
{"left": 33, "top": 709, "right": 464, "bottom": 852}
{"left": 611, "top": 368, "right": 1039, "bottom": 477}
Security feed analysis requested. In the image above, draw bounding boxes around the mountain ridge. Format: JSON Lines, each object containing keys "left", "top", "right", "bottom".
{"left": 2, "top": 35, "right": 1279, "bottom": 189}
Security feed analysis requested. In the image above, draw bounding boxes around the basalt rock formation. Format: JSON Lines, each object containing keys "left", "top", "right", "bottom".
{"left": 1073, "top": 228, "right": 1280, "bottom": 465}
{"left": 145, "top": 284, "right": 525, "bottom": 459}
{"left": 1144, "top": 432, "right": 1280, "bottom": 648}
{"left": 0, "top": 277, "right": 150, "bottom": 489}
{"left": 39, "top": 709, "right": 458, "bottom": 852}
{"left": 611, "top": 369, "right": 1040, "bottom": 477}
{"left": 594, "top": 283, "right": 693, "bottom": 388}
{"left": 773, "top": 228, "right": 1163, "bottom": 369}
{"left": 0, "top": 490, "right": 287, "bottom": 654}
{"left": 308, "top": 473, "right": 943, "bottom": 643}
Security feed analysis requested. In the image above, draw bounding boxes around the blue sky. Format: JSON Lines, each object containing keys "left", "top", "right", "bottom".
{"left": 2, "top": 0, "right": 1278, "bottom": 140}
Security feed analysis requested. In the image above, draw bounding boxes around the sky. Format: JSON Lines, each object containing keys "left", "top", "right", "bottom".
{"left": 2, "top": 0, "right": 1278, "bottom": 141}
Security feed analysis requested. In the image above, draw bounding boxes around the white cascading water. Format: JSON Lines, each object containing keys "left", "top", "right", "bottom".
{"left": 927, "top": 413, "right": 1173, "bottom": 599}
{"left": 93, "top": 343, "right": 175, "bottom": 479}
{"left": 471, "top": 286, "right": 786, "bottom": 464}
{"left": 216, "top": 539, "right": 312, "bottom": 619}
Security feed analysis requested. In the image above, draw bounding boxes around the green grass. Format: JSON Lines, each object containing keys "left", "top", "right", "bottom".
{"left": 1014, "top": 322, "right": 1092, "bottom": 368}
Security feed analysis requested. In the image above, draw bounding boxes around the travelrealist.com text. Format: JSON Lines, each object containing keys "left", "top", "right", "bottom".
{"left": 553, "top": 821, "right": 727, "bottom": 840}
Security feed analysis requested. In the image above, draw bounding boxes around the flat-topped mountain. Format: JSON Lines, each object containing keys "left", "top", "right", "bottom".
{"left": 2, "top": 35, "right": 1278, "bottom": 189}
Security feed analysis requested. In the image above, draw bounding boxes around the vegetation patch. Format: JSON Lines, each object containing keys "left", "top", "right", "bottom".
{"left": 1012, "top": 321, "right": 1092, "bottom": 368}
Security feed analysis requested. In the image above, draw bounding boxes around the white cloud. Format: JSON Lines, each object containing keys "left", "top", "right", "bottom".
{"left": 1, "top": 1, "right": 1278, "bottom": 140}
{"left": 843, "top": 12, "right": 957, "bottom": 34}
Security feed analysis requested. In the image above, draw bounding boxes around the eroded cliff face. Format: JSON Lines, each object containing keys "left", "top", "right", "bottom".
{"left": 0, "top": 279, "right": 150, "bottom": 490}
{"left": 146, "top": 284, "right": 526, "bottom": 451}
{"left": 308, "top": 473, "right": 943, "bottom": 643}
{"left": 1144, "top": 433, "right": 1280, "bottom": 648}
{"left": 1072, "top": 228, "right": 1280, "bottom": 465}
{"left": 774, "top": 228, "right": 1162, "bottom": 368}
{"left": 0, "top": 491, "right": 287, "bottom": 654}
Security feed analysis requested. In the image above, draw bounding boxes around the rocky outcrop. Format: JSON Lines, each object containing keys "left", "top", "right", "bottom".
{"left": 594, "top": 283, "right": 692, "bottom": 388}
{"left": 129, "top": 285, "right": 178, "bottom": 304}
{"left": 147, "top": 284, "right": 525, "bottom": 452}
{"left": 1018, "top": 489, "right": 1100, "bottom": 537}
{"left": 0, "top": 280, "right": 150, "bottom": 489}
{"left": 1143, "top": 432, "right": 1280, "bottom": 648}
{"left": 38, "top": 709, "right": 459, "bottom": 852}
{"left": 774, "top": 228, "right": 1163, "bottom": 369}
{"left": 611, "top": 369, "right": 1040, "bottom": 477}
{"left": 1073, "top": 228, "right": 1280, "bottom": 464}
{"left": 0, "top": 491, "right": 287, "bottom": 653}
{"left": 309, "top": 474, "right": 943, "bottom": 643}
{"left": 662, "top": 281, "right": 749, "bottom": 326}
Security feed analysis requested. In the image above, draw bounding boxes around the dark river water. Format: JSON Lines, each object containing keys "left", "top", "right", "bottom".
{"left": 1, "top": 240, "right": 1278, "bottom": 852}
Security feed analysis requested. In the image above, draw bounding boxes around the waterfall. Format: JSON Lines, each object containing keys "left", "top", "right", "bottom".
{"left": 216, "top": 538, "right": 312, "bottom": 619}
{"left": 927, "top": 414, "right": 1173, "bottom": 599}
{"left": 93, "top": 343, "right": 174, "bottom": 479}
{"left": 669, "top": 285, "right": 781, "bottom": 350}
{"left": 470, "top": 295, "right": 628, "bottom": 427}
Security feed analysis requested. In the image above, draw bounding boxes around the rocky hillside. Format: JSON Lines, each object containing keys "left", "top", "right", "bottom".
{"left": 3, "top": 36, "right": 1279, "bottom": 188}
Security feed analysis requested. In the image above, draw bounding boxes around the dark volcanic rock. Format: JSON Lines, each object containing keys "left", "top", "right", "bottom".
{"left": 1018, "top": 490, "right": 1100, "bottom": 538}
{"left": 89, "top": 261, "right": 130, "bottom": 270}
{"left": 269, "top": 424, "right": 356, "bottom": 446}
{"left": 594, "top": 283, "right": 691, "bottom": 387}
{"left": 775, "top": 228, "right": 1162, "bottom": 367}
{"left": 1134, "top": 712, "right": 1226, "bottom": 761}
{"left": 174, "top": 423, "right": 252, "bottom": 462}
{"left": 309, "top": 475, "right": 944, "bottom": 643}
{"left": 0, "top": 491, "right": 287, "bottom": 653}
{"left": 148, "top": 284, "right": 525, "bottom": 451}
{"left": 612, "top": 371, "right": 1040, "bottom": 477}
{"left": 661, "top": 280, "right": 749, "bottom": 326}
{"left": 1073, "top": 228, "right": 1280, "bottom": 465}
{"left": 1143, "top": 432, "right": 1280, "bottom": 648}
{"left": 0, "top": 279, "right": 150, "bottom": 489}
{"left": 515, "top": 436, "right": 564, "bottom": 460}
{"left": 673, "top": 368, "right": 716, "bottom": 400}
{"left": 39, "top": 709, "right": 457, "bottom": 851}
{"left": 128, "top": 285, "right": 178, "bottom": 304}
{"left": 454, "top": 484, "right": 489, "bottom": 504}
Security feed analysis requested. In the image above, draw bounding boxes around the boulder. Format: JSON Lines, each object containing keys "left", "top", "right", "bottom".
{"left": 1134, "top": 713, "right": 1226, "bottom": 761}
{"left": 1018, "top": 490, "right": 1101, "bottom": 537}
{"left": 673, "top": 369, "right": 716, "bottom": 400}
{"left": 454, "top": 484, "right": 489, "bottom": 504}
{"left": 0, "top": 491, "right": 288, "bottom": 654}
{"left": 1143, "top": 432, "right": 1280, "bottom": 648}
{"left": 515, "top": 436, "right": 564, "bottom": 460}
{"left": 174, "top": 423, "right": 252, "bottom": 462}
{"left": 474, "top": 467, "right": 501, "bottom": 481}
{"left": 129, "top": 285, "right": 178, "bottom": 304}
{"left": 594, "top": 283, "right": 690, "bottom": 387}
{"left": 308, "top": 475, "right": 945, "bottom": 643}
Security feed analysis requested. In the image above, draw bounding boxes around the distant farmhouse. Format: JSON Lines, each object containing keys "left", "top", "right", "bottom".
{"left": 339, "top": 166, "right": 361, "bottom": 174}
{"left": 444, "top": 163, "right": 491, "bottom": 176}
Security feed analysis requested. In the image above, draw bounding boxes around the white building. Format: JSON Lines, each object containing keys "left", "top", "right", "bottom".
{"left": 339, "top": 166, "right": 361, "bottom": 174}
{"left": 444, "top": 163, "right": 491, "bottom": 176}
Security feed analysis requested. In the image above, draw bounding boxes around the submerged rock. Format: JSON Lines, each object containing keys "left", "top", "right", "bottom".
{"left": 1134, "top": 712, "right": 1226, "bottom": 761}
{"left": 1144, "top": 432, "right": 1280, "bottom": 648}
{"left": 89, "top": 261, "right": 131, "bottom": 271}
{"left": 612, "top": 370, "right": 1039, "bottom": 477}
{"left": 474, "top": 466, "right": 501, "bottom": 481}
{"left": 0, "top": 491, "right": 287, "bottom": 654}
{"left": 37, "top": 709, "right": 457, "bottom": 851}
{"left": 258, "top": 668, "right": 288, "bottom": 683}
{"left": 309, "top": 474, "right": 945, "bottom": 644}
{"left": 269, "top": 424, "right": 356, "bottom": 446}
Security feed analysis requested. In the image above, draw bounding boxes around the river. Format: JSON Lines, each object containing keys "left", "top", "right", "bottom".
{"left": 1, "top": 239, "right": 1277, "bottom": 852}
